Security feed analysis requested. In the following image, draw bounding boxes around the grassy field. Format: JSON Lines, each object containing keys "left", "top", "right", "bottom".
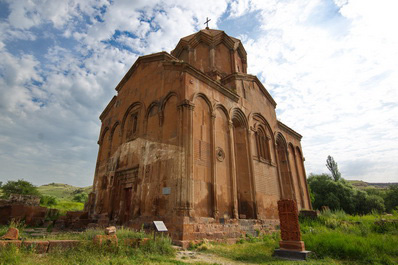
{"left": 38, "top": 183, "right": 92, "bottom": 201}
{"left": 1, "top": 211, "right": 397, "bottom": 265}
{"left": 37, "top": 183, "right": 92, "bottom": 214}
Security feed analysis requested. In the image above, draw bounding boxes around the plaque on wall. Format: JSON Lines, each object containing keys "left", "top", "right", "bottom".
{"left": 162, "top": 187, "right": 171, "bottom": 195}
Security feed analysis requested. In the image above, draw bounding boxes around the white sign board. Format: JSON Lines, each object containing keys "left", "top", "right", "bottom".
{"left": 153, "top": 221, "right": 168, "bottom": 232}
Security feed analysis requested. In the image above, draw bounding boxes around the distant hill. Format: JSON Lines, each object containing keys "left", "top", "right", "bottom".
{"left": 349, "top": 180, "right": 397, "bottom": 190}
{"left": 38, "top": 183, "right": 92, "bottom": 200}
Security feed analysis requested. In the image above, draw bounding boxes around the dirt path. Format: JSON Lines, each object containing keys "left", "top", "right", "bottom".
{"left": 175, "top": 249, "right": 246, "bottom": 265}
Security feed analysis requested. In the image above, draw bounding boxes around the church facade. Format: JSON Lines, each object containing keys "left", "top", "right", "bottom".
{"left": 87, "top": 29, "right": 312, "bottom": 246}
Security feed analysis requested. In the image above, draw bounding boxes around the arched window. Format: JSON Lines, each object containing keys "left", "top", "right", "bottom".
{"left": 256, "top": 126, "right": 271, "bottom": 161}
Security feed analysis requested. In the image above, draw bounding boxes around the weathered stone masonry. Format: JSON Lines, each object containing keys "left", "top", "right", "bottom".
{"left": 87, "top": 29, "right": 312, "bottom": 246}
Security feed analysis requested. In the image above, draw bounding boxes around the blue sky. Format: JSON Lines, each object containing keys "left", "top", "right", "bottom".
{"left": 0, "top": 0, "right": 397, "bottom": 187}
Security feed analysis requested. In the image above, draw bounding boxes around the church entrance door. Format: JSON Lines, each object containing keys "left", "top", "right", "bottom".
{"left": 123, "top": 187, "right": 132, "bottom": 223}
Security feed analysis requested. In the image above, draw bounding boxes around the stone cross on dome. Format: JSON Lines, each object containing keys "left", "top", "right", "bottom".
{"left": 204, "top": 17, "right": 211, "bottom": 29}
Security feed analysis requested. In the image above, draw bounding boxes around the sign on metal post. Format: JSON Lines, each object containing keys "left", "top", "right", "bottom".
{"left": 153, "top": 221, "right": 168, "bottom": 240}
{"left": 153, "top": 221, "right": 168, "bottom": 232}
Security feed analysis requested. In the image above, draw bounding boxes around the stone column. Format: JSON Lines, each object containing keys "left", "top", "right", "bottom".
{"left": 274, "top": 140, "right": 284, "bottom": 198}
{"left": 211, "top": 113, "right": 218, "bottom": 218}
{"left": 246, "top": 127, "right": 258, "bottom": 219}
{"left": 228, "top": 121, "right": 239, "bottom": 219}
{"left": 178, "top": 99, "right": 195, "bottom": 216}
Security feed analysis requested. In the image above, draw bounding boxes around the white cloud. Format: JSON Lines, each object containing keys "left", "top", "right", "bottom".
{"left": 0, "top": 0, "right": 396, "bottom": 186}
{"left": 242, "top": 0, "right": 398, "bottom": 182}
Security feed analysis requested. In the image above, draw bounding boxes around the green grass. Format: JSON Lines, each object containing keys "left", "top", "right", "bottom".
{"left": 0, "top": 237, "right": 180, "bottom": 265}
{"left": 0, "top": 228, "right": 179, "bottom": 265}
{"left": 52, "top": 200, "right": 84, "bottom": 215}
{"left": 1, "top": 211, "right": 397, "bottom": 264}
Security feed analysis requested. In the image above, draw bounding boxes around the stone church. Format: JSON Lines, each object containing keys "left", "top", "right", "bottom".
{"left": 87, "top": 28, "right": 312, "bottom": 246}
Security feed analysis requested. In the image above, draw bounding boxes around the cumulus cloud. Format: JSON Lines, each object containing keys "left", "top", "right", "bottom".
{"left": 0, "top": 0, "right": 396, "bottom": 186}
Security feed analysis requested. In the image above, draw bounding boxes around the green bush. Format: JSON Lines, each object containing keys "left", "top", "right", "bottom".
{"left": 0, "top": 179, "right": 40, "bottom": 198}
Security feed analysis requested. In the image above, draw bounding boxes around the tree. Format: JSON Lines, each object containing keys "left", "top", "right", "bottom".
{"left": 72, "top": 192, "right": 88, "bottom": 203}
{"left": 1, "top": 179, "right": 40, "bottom": 198}
{"left": 326, "top": 155, "right": 341, "bottom": 181}
{"left": 385, "top": 184, "right": 398, "bottom": 212}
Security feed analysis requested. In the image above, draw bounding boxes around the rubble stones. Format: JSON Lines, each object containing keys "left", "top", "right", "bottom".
{"left": 105, "top": 226, "right": 116, "bottom": 235}
{"left": 0, "top": 227, "right": 19, "bottom": 240}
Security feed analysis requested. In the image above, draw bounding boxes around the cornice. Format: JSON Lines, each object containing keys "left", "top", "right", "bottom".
{"left": 163, "top": 61, "right": 240, "bottom": 102}
{"left": 99, "top": 96, "right": 116, "bottom": 121}
{"left": 221, "top": 73, "right": 277, "bottom": 108}
{"left": 278, "top": 121, "right": 302, "bottom": 140}
{"left": 171, "top": 30, "right": 247, "bottom": 61}
{"left": 115, "top": 52, "right": 177, "bottom": 92}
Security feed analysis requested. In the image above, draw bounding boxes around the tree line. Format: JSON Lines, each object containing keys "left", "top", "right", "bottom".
{"left": 308, "top": 156, "right": 398, "bottom": 214}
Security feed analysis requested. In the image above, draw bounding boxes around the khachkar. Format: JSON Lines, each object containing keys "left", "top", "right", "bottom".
{"left": 274, "top": 199, "right": 311, "bottom": 260}
{"left": 87, "top": 27, "right": 313, "bottom": 247}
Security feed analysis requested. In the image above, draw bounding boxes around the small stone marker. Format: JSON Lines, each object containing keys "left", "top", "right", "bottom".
{"left": 1, "top": 227, "right": 19, "bottom": 240}
{"left": 105, "top": 226, "right": 116, "bottom": 235}
{"left": 273, "top": 199, "right": 311, "bottom": 260}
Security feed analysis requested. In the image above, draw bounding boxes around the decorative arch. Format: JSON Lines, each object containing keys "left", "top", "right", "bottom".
{"left": 192, "top": 95, "right": 213, "bottom": 217}
{"left": 121, "top": 102, "right": 144, "bottom": 142}
{"left": 160, "top": 91, "right": 180, "bottom": 112}
{"left": 214, "top": 103, "right": 230, "bottom": 121}
{"left": 288, "top": 142, "right": 304, "bottom": 208}
{"left": 251, "top": 113, "right": 274, "bottom": 162}
{"left": 99, "top": 128, "right": 110, "bottom": 163}
{"left": 295, "top": 146, "right": 311, "bottom": 209}
{"left": 121, "top": 102, "right": 144, "bottom": 132}
{"left": 230, "top": 107, "right": 248, "bottom": 128}
{"left": 192, "top": 92, "right": 213, "bottom": 113}
{"left": 110, "top": 121, "right": 121, "bottom": 157}
{"left": 99, "top": 127, "right": 110, "bottom": 145}
{"left": 161, "top": 93, "right": 179, "bottom": 143}
{"left": 276, "top": 133, "right": 295, "bottom": 200}
{"left": 145, "top": 101, "right": 161, "bottom": 119}
{"left": 231, "top": 107, "right": 255, "bottom": 219}
{"left": 145, "top": 100, "right": 161, "bottom": 139}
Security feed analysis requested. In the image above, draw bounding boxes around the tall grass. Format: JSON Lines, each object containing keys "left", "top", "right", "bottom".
{"left": 301, "top": 210, "right": 398, "bottom": 264}
{"left": 0, "top": 232, "right": 177, "bottom": 265}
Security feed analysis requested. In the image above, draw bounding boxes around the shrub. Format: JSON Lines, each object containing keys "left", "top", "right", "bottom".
{"left": 0, "top": 179, "right": 40, "bottom": 198}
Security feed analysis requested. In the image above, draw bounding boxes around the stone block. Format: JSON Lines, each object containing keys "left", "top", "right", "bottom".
{"left": 93, "top": 235, "right": 118, "bottom": 247}
{"left": 279, "top": 240, "right": 305, "bottom": 251}
{"left": 0, "top": 240, "right": 22, "bottom": 248}
{"left": 105, "top": 226, "right": 116, "bottom": 235}
{"left": 48, "top": 240, "right": 81, "bottom": 252}
{"left": 123, "top": 238, "right": 150, "bottom": 247}
{"left": 22, "top": 240, "right": 49, "bottom": 254}
{"left": 1, "top": 227, "right": 19, "bottom": 240}
{"left": 273, "top": 249, "right": 311, "bottom": 260}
